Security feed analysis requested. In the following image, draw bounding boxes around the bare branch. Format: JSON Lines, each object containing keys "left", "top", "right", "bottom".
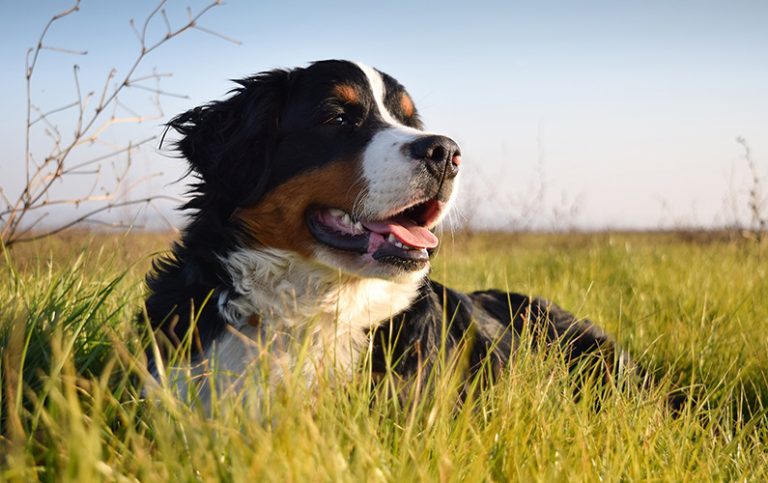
{"left": 16, "top": 212, "right": 49, "bottom": 237}
{"left": 192, "top": 25, "right": 242, "bottom": 45}
{"left": 0, "top": 187, "right": 13, "bottom": 207}
{"left": 125, "top": 82, "right": 189, "bottom": 99}
{"left": 129, "top": 18, "right": 142, "bottom": 45}
{"left": 96, "top": 69, "right": 117, "bottom": 113}
{"left": 73, "top": 65, "right": 84, "bottom": 137}
{"left": 22, "top": 0, "right": 81, "bottom": 210}
{"left": 114, "top": 98, "right": 143, "bottom": 118}
{"left": 71, "top": 1, "right": 226, "bottom": 147}
{"left": 81, "top": 218, "right": 139, "bottom": 228}
{"left": 81, "top": 116, "right": 156, "bottom": 145}
{"left": 149, "top": 200, "right": 181, "bottom": 233}
{"left": 161, "top": 9, "right": 172, "bottom": 34}
{"left": 129, "top": 71, "right": 173, "bottom": 83}
{"left": 39, "top": 45, "right": 87, "bottom": 56}
{"left": 3, "top": 1, "right": 229, "bottom": 247}
{"left": 736, "top": 136, "right": 767, "bottom": 239}
{"left": 30, "top": 104, "right": 65, "bottom": 135}
{"left": 26, "top": 1, "right": 81, "bottom": 77}
{"left": 121, "top": 172, "right": 166, "bottom": 195}
{"left": 141, "top": 1, "right": 167, "bottom": 48}
{"left": 11, "top": 196, "right": 180, "bottom": 245}
{"left": 29, "top": 101, "right": 79, "bottom": 126}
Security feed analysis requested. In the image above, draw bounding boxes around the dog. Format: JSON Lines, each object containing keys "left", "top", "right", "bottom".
{"left": 144, "top": 60, "right": 630, "bottom": 404}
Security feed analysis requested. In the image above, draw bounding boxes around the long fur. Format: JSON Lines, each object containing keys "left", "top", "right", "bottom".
{"left": 143, "top": 60, "right": 662, "bottom": 408}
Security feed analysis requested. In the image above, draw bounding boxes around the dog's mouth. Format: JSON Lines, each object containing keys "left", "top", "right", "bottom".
{"left": 306, "top": 199, "right": 444, "bottom": 270}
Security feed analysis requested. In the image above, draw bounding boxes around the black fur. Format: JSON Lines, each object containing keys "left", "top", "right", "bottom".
{"left": 144, "top": 60, "right": 655, "bottom": 405}
{"left": 146, "top": 60, "right": 422, "bottom": 354}
{"left": 370, "top": 281, "right": 624, "bottom": 391}
{"left": 146, "top": 71, "right": 288, "bottom": 349}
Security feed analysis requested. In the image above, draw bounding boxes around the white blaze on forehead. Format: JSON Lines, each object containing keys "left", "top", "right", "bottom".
{"left": 353, "top": 62, "right": 456, "bottom": 227}
{"left": 355, "top": 62, "right": 411, "bottom": 129}
{"left": 354, "top": 62, "right": 425, "bottom": 219}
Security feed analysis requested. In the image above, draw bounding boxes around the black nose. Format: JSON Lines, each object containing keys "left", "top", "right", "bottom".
{"left": 408, "top": 135, "right": 461, "bottom": 180}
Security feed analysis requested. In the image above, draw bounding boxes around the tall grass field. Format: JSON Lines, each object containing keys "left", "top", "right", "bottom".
{"left": 1, "top": 231, "right": 767, "bottom": 480}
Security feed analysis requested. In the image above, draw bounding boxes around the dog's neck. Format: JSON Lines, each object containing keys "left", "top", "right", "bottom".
{"left": 207, "top": 247, "right": 425, "bottom": 384}
{"left": 186, "top": 246, "right": 426, "bottom": 403}
{"left": 221, "top": 247, "right": 425, "bottom": 329}
{"left": 162, "top": 246, "right": 430, "bottom": 408}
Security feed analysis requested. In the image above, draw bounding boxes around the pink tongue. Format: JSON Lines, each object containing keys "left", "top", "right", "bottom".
{"left": 362, "top": 216, "right": 438, "bottom": 249}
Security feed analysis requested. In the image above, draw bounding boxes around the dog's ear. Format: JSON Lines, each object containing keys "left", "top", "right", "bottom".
{"left": 166, "top": 68, "right": 292, "bottom": 207}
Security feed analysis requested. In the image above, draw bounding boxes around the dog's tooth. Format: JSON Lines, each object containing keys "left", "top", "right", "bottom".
{"left": 353, "top": 221, "right": 364, "bottom": 232}
{"left": 387, "top": 234, "right": 397, "bottom": 244}
{"left": 341, "top": 213, "right": 353, "bottom": 226}
{"left": 329, "top": 208, "right": 345, "bottom": 218}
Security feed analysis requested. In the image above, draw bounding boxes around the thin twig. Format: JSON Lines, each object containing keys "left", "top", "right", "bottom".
{"left": 129, "top": 71, "right": 173, "bottom": 83}
{"left": 161, "top": 9, "right": 172, "bottom": 34}
{"left": 3, "top": 1, "right": 230, "bottom": 247}
{"left": 26, "top": 1, "right": 81, "bottom": 77}
{"left": 737, "top": 137, "right": 767, "bottom": 240}
{"left": 149, "top": 200, "right": 180, "bottom": 233}
{"left": 29, "top": 101, "right": 79, "bottom": 126}
{"left": 23, "top": 0, "right": 81, "bottom": 201}
{"left": 96, "top": 69, "right": 116, "bottom": 113}
{"left": 11, "top": 196, "right": 181, "bottom": 245}
{"left": 192, "top": 25, "right": 242, "bottom": 45}
{"left": 39, "top": 45, "right": 87, "bottom": 55}
{"left": 125, "top": 83, "right": 189, "bottom": 99}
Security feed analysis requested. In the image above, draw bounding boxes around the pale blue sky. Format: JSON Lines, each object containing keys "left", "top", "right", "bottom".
{"left": 1, "top": 1, "right": 767, "bottom": 229}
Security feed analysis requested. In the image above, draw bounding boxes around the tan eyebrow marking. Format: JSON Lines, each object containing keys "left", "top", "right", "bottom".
{"left": 333, "top": 84, "right": 359, "bottom": 104}
{"left": 400, "top": 92, "right": 414, "bottom": 118}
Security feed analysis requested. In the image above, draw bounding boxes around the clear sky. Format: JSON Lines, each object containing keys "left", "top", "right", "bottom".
{"left": 1, "top": 0, "right": 767, "bottom": 230}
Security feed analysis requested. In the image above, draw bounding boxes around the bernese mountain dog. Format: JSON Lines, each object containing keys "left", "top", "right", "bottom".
{"left": 144, "top": 60, "right": 633, "bottom": 405}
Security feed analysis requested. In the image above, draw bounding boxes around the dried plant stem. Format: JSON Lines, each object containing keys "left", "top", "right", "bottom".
{"left": 736, "top": 137, "right": 767, "bottom": 241}
{"left": 1, "top": 0, "right": 237, "bottom": 247}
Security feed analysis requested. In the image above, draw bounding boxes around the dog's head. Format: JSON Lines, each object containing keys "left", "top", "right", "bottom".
{"left": 169, "top": 60, "right": 461, "bottom": 281}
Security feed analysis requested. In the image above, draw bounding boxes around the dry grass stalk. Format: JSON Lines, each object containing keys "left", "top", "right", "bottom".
{"left": 736, "top": 136, "right": 767, "bottom": 241}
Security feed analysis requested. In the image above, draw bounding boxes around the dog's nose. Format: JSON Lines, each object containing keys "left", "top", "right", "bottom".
{"left": 408, "top": 135, "right": 461, "bottom": 179}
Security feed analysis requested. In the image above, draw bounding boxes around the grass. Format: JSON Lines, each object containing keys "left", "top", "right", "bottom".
{"left": 1, "top": 230, "right": 767, "bottom": 481}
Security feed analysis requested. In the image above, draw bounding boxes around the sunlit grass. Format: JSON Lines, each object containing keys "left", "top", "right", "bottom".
{"left": 1, "top": 231, "right": 767, "bottom": 480}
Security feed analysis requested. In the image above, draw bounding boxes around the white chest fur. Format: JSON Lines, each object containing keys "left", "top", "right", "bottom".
{"left": 184, "top": 247, "right": 424, "bottom": 403}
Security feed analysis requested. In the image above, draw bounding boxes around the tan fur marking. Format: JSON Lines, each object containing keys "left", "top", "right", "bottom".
{"left": 400, "top": 93, "right": 414, "bottom": 118}
{"left": 234, "top": 161, "right": 363, "bottom": 255}
{"left": 246, "top": 314, "right": 261, "bottom": 327}
{"left": 333, "top": 84, "right": 359, "bottom": 104}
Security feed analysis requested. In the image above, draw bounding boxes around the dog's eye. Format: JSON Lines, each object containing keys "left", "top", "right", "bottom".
{"left": 329, "top": 114, "right": 348, "bottom": 126}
